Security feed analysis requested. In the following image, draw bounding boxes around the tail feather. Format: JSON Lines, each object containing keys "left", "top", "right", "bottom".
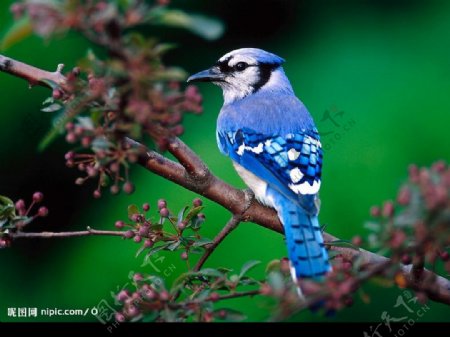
{"left": 279, "top": 202, "right": 330, "bottom": 279}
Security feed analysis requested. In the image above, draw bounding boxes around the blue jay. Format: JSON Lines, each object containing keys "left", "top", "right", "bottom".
{"left": 187, "top": 48, "right": 331, "bottom": 282}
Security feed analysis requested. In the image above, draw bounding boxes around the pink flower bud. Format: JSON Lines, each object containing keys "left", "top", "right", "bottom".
{"left": 115, "top": 221, "right": 125, "bottom": 229}
{"left": 38, "top": 207, "right": 49, "bottom": 217}
{"left": 157, "top": 199, "right": 167, "bottom": 209}
{"left": 15, "top": 199, "right": 26, "bottom": 211}
{"left": 123, "top": 182, "right": 135, "bottom": 194}
{"left": 397, "top": 186, "right": 411, "bottom": 205}
{"left": 382, "top": 201, "right": 394, "bottom": 217}
{"left": 193, "top": 198, "right": 203, "bottom": 207}
{"left": 159, "top": 207, "right": 169, "bottom": 217}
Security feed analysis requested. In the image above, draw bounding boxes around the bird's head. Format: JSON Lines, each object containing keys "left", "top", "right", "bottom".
{"left": 187, "top": 48, "right": 292, "bottom": 104}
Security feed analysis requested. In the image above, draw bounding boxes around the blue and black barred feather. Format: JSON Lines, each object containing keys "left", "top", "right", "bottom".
{"left": 218, "top": 127, "right": 323, "bottom": 213}
{"left": 218, "top": 127, "right": 330, "bottom": 278}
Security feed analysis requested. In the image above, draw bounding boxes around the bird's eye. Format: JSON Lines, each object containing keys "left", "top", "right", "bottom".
{"left": 234, "top": 62, "right": 248, "bottom": 71}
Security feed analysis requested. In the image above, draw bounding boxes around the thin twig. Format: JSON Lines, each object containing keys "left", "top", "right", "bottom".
{"left": 216, "top": 289, "right": 260, "bottom": 301}
{"left": 194, "top": 215, "right": 242, "bottom": 271}
{"left": 10, "top": 227, "right": 125, "bottom": 239}
{"left": 0, "top": 54, "right": 68, "bottom": 91}
{"left": 168, "top": 289, "right": 260, "bottom": 310}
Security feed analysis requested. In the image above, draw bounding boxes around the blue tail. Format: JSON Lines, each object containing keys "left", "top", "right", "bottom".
{"left": 278, "top": 200, "right": 331, "bottom": 279}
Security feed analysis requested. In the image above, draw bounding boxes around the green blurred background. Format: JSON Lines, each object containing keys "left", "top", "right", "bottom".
{"left": 0, "top": 0, "right": 449, "bottom": 323}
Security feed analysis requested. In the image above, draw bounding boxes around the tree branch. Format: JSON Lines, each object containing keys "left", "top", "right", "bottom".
{"left": 0, "top": 54, "right": 68, "bottom": 91}
{"left": 1, "top": 53, "right": 449, "bottom": 306}
{"left": 167, "top": 137, "right": 210, "bottom": 179}
{"left": 194, "top": 214, "right": 242, "bottom": 271}
{"left": 136, "top": 139, "right": 281, "bottom": 231}
{"left": 10, "top": 227, "right": 125, "bottom": 239}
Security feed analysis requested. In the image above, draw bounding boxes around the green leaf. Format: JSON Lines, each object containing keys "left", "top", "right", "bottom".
{"left": 91, "top": 137, "right": 114, "bottom": 152}
{"left": 76, "top": 116, "right": 94, "bottom": 129}
{"left": 0, "top": 195, "right": 14, "bottom": 209}
{"left": 0, "top": 218, "right": 8, "bottom": 228}
{"left": 265, "top": 259, "right": 281, "bottom": 273}
{"left": 172, "top": 271, "right": 193, "bottom": 288}
{"left": 90, "top": 109, "right": 103, "bottom": 125}
{"left": 1, "top": 17, "right": 33, "bottom": 51}
{"left": 12, "top": 215, "right": 33, "bottom": 227}
{"left": 167, "top": 240, "right": 181, "bottom": 251}
{"left": 42, "top": 97, "right": 54, "bottom": 105}
{"left": 0, "top": 206, "right": 14, "bottom": 219}
{"left": 150, "top": 223, "right": 163, "bottom": 231}
{"left": 151, "top": 9, "right": 224, "bottom": 41}
{"left": 135, "top": 245, "right": 146, "bottom": 258}
{"left": 38, "top": 108, "right": 68, "bottom": 151}
{"left": 177, "top": 206, "right": 188, "bottom": 225}
{"left": 192, "top": 237, "right": 212, "bottom": 247}
{"left": 267, "top": 271, "right": 284, "bottom": 292}
{"left": 182, "top": 13, "right": 224, "bottom": 41}
{"left": 238, "top": 276, "right": 258, "bottom": 286}
{"left": 239, "top": 260, "right": 260, "bottom": 279}
{"left": 154, "top": 43, "right": 178, "bottom": 55}
{"left": 229, "top": 274, "right": 239, "bottom": 283}
{"left": 198, "top": 268, "right": 224, "bottom": 278}
{"left": 128, "top": 204, "right": 139, "bottom": 220}
{"left": 326, "top": 240, "right": 360, "bottom": 251}
{"left": 141, "top": 244, "right": 170, "bottom": 266}
{"left": 185, "top": 206, "right": 204, "bottom": 223}
{"left": 195, "top": 289, "right": 211, "bottom": 302}
{"left": 0, "top": 195, "right": 15, "bottom": 220}
{"left": 41, "top": 103, "right": 63, "bottom": 113}
{"left": 190, "top": 215, "right": 205, "bottom": 230}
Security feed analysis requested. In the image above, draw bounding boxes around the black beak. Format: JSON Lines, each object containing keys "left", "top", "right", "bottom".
{"left": 187, "top": 67, "right": 224, "bottom": 83}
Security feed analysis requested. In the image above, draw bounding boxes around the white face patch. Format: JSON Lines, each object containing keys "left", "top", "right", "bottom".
{"left": 287, "top": 148, "right": 300, "bottom": 161}
{"left": 289, "top": 167, "right": 304, "bottom": 183}
{"left": 218, "top": 66, "right": 260, "bottom": 104}
{"left": 288, "top": 180, "right": 321, "bottom": 195}
{"left": 213, "top": 48, "right": 293, "bottom": 104}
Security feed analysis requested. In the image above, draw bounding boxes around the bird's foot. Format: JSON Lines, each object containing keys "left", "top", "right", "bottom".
{"left": 242, "top": 188, "right": 255, "bottom": 213}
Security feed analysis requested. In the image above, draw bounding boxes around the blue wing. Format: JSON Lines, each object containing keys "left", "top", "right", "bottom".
{"left": 217, "top": 127, "right": 323, "bottom": 214}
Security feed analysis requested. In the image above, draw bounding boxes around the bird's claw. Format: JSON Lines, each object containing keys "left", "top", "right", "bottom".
{"left": 242, "top": 188, "right": 255, "bottom": 212}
